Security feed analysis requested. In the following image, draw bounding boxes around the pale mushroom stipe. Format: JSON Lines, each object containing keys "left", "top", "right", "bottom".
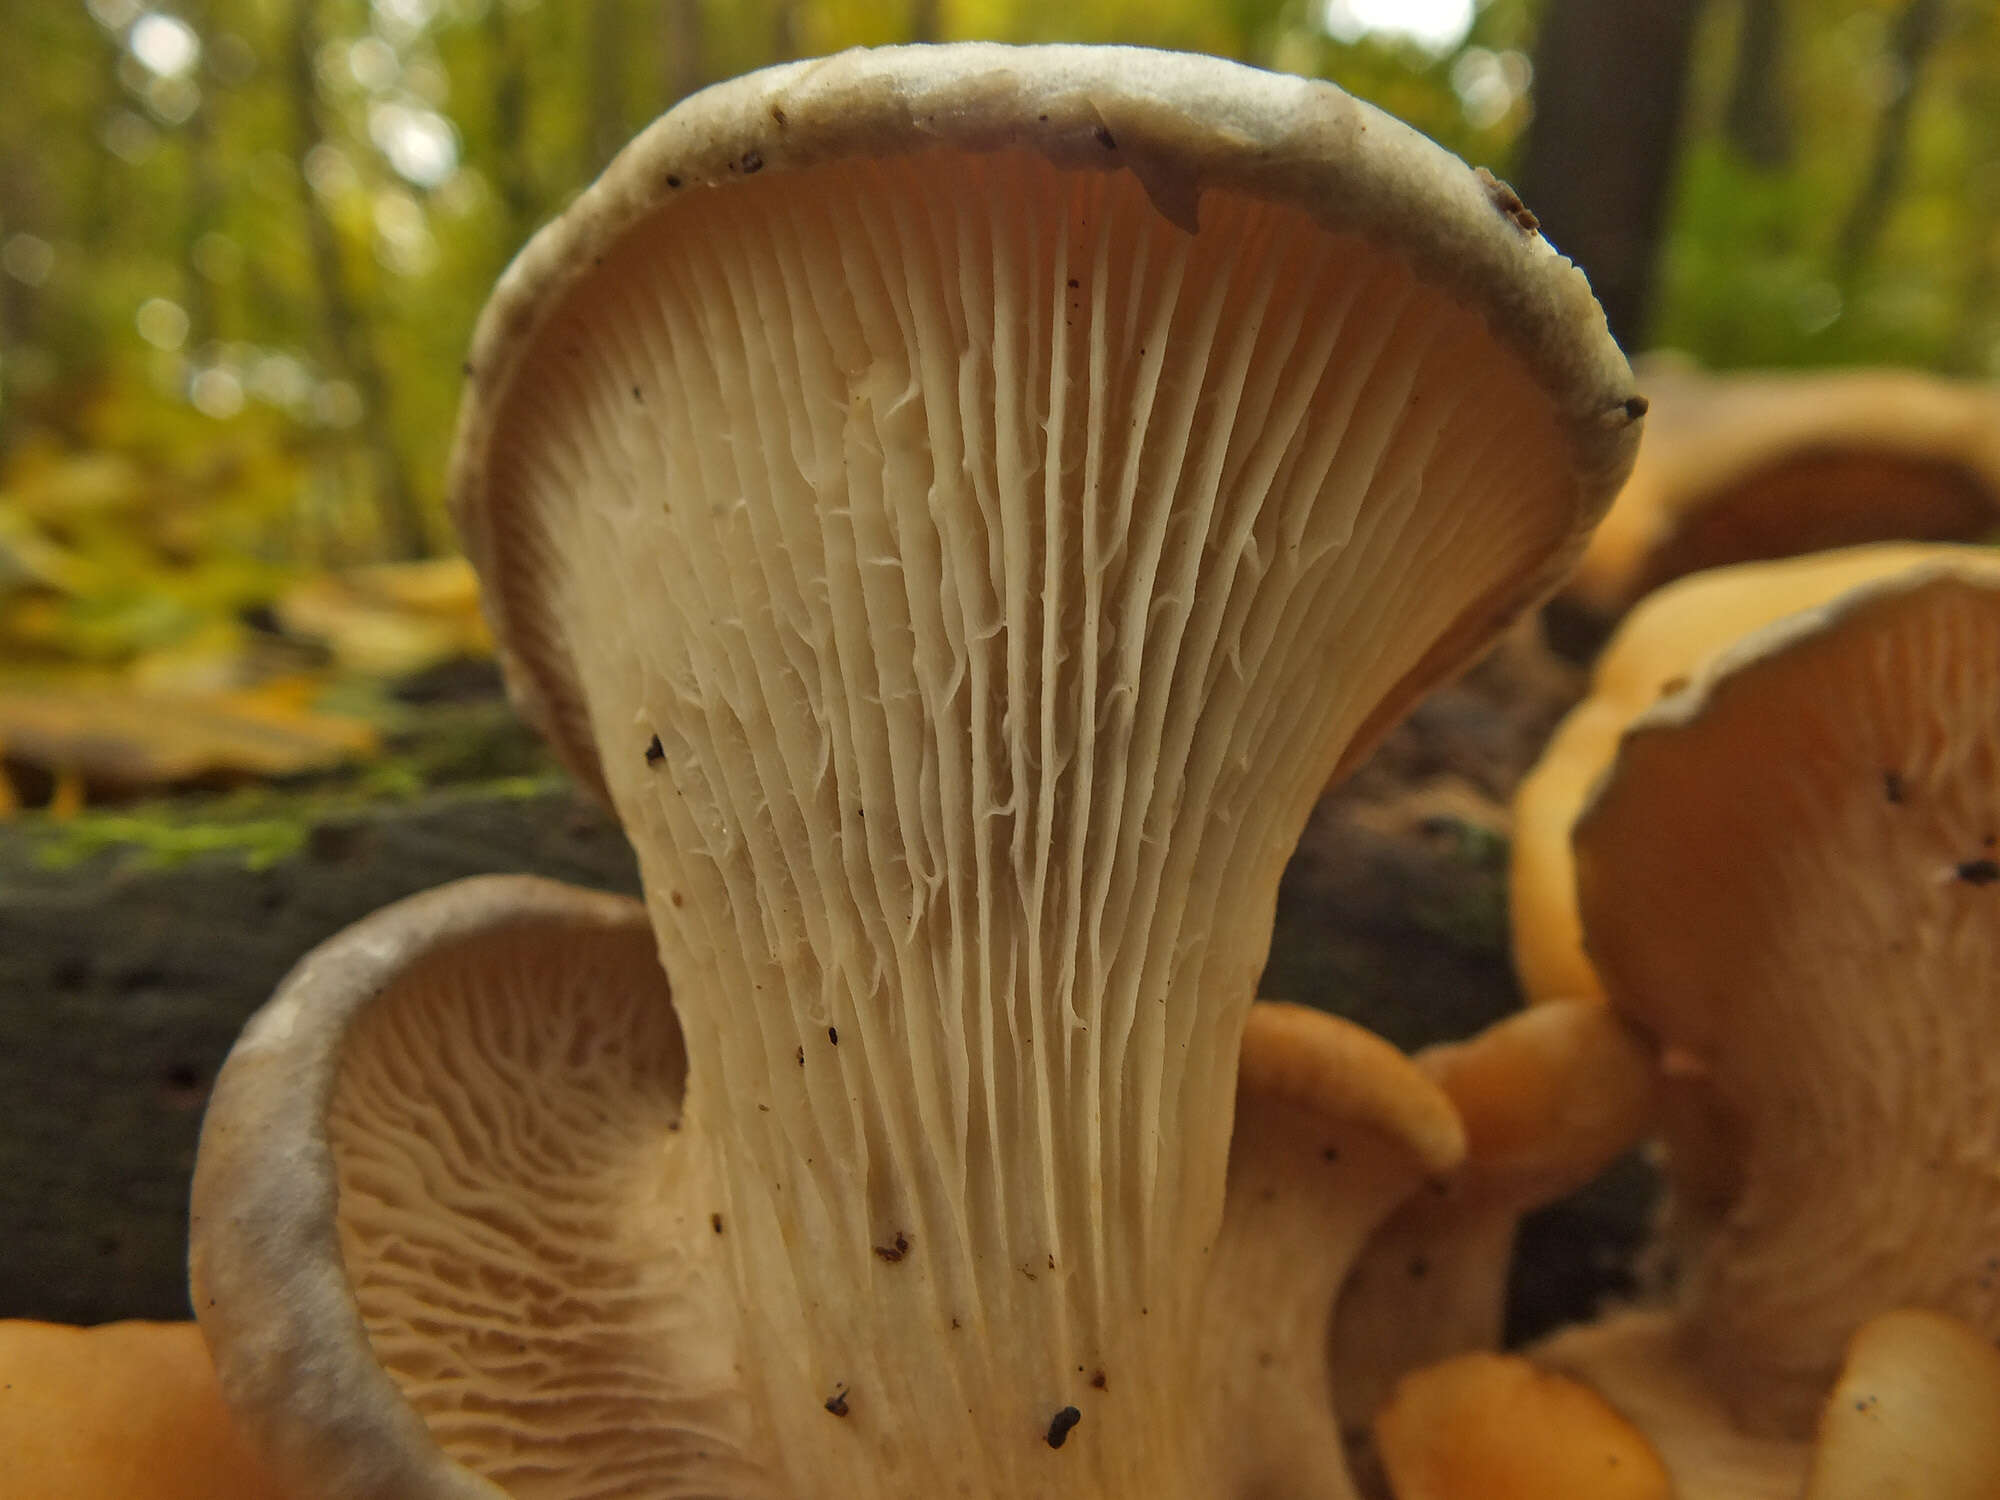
{"left": 192, "top": 43, "right": 1641, "bottom": 1499}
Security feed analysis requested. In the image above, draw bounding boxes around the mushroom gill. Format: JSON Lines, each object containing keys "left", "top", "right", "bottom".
{"left": 192, "top": 876, "right": 763, "bottom": 1500}
{"left": 200, "top": 43, "right": 1640, "bottom": 1500}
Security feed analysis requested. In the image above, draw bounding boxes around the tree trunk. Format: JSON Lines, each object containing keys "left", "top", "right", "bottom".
{"left": 1724, "top": 0, "right": 1792, "bottom": 168}
{"left": 662, "top": 0, "right": 705, "bottom": 105}
{"left": 1835, "top": 0, "right": 1950, "bottom": 280}
{"left": 1516, "top": 0, "right": 1707, "bottom": 351}
{"left": 180, "top": 1, "right": 224, "bottom": 355}
{"left": 585, "top": 0, "right": 628, "bottom": 177}
{"left": 286, "top": 0, "right": 429, "bottom": 559}
{"left": 486, "top": 0, "right": 540, "bottom": 252}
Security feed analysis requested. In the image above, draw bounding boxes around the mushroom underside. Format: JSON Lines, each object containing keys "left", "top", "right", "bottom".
{"left": 197, "top": 881, "right": 1510, "bottom": 1500}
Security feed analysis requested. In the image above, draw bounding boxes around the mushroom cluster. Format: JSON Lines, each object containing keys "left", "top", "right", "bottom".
{"left": 183, "top": 41, "right": 1643, "bottom": 1500}
{"left": 1383, "top": 548, "right": 2000, "bottom": 1498}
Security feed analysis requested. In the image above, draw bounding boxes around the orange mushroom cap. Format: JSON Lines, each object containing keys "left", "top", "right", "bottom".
{"left": 0, "top": 1320, "right": 287, "bottom": 1500}
{"left": 1375, "top": 1350, "right": 1670, "bottom": 1500}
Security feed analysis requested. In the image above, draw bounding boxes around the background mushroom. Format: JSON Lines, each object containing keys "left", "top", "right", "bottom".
{"left": 1511, "top": 541, "right": 2000, "bottom": 1008}
{"left": 1558, "top": 360, "right": 2000, "bottom": 628}
{"left": 202, "top": 42, "right": 1640, "bottom": 1498}
{"left": 1528, "top": 562, "right": 2000, "bottom": 1493}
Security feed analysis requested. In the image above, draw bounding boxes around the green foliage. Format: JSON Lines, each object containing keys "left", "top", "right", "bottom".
{"left": 1655, "top": 0, "right": 2000, "bottom": 371}
{"left": 1, "top": 0, "right": 1997, "bottom": 685}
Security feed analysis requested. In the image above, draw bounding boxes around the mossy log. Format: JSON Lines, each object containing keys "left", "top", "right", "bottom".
{"left": 0, "top": 641, "right": 1654, "bottom": 1336}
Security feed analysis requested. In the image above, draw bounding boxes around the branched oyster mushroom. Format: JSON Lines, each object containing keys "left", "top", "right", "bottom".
{"left": 1529, "top": 562, "right": 2000, "bottom": 1495}
{"left": 192, "top": 876, "right": 759, "bottom": 1500}
{"left": 195, "top": 43, "right": 1638, "bottom": 1499}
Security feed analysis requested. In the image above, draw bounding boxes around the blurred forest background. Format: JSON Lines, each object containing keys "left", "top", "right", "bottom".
{"left": 1, "top": 0, "right": 1997, "bottom": 807}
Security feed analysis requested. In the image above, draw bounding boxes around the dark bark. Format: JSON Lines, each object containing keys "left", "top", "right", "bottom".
{"left": 0, "top": 787, "right": 643, "bottom": 1324}
{"left": 662, "top": 0, "right": 706, "bottom": 105}
{"left": 0, "top": 640, "right": 1652, "bottom": 1340}
{"left": 1516, "top": 0, "right": 1708, "bottom": 350}
{"left": 770, "top": 0, "right": 799, "bottom": 63}
{"left": 1835, "top": 0, "right": 1950, "bottom": 280}
{"left": 585, "top": 0, "right": 628, "bottom": 177}
{"left": 486, "top": 0, "right": 540, "bottom": 251}
{"left": 285, "top": 0, "right": 430, "bottom": 559}
{"left": 1724, "top": 0, "right": 1792, "bottom": 168}
{"left": 180, "top": 2, "right": 224, "bottom": 355}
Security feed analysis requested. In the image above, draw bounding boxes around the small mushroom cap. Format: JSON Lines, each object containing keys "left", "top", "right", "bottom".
{"left": 1374, "top": 1350, "right": 1671, "bottom": 1500}
{"left": 1805, "top": 1307, "right": 2000, "bottom": 1500}
{"left": 190, "top": 876, "right": 759, "bottom": 1500}
{"left": 0, "top": 1320, "right": 288, "bottom": 1500}
{"left": 1331, "top": 999, "right": 1657, "bottom": 1423}
{"left": 1204, "top": 1002, "right": 1465, "bottom": 1500}
{"left": 1574, "top": 564, "right": 2000, "bottom": 1433}
{"left": 1565, "top": 362, "right": 2000, "bottom": 619}
{"left": 450, "top": 42, "right": 1641, "bottom": 800}
{"left": 1512, "top": 542, "right": 2000, "bottom": 1006}
{"left": 1234, "top": 1000, "right": 1467, "bottom": 1179}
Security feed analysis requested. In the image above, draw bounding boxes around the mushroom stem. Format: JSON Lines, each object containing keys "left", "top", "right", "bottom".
{"left": 434, "top": 44, "right": 1639, "bottom": 1499}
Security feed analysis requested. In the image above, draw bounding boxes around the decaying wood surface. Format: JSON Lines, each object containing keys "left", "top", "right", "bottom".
{"left": 0, "top": 630, "right": 1655, "bottom": 1335}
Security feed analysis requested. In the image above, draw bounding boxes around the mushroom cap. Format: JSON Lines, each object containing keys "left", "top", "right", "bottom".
{"left": 1373, "top": 1350, "right": 1671, "bottom": 1500}
{"left": 1511, "top": 542, "right": 2000, "bottom": 1006}
{"left": 1205, "top": 1001, "right": 1465, "bottom": 1500}
{"left": 1572, "top": 563, "right": 2000, "bottom": 1434}
{"left": 0, "top": 1320, "right": 288, "bottom": 1500}
{"left": 1805, "top": 1307, "right": 2000, "bottom": 1499}
{"left": 1331, "top": 998, "right": 1657, "bottom": 1424}
{"left": 449, "top": 42, "right": 1642, "bottom": 800}
{"left": 190, "top": 876, "right": 761, "bottom": 1500}
{"left": 1564, "top": 361, "right": 2000, "bottom": 619}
